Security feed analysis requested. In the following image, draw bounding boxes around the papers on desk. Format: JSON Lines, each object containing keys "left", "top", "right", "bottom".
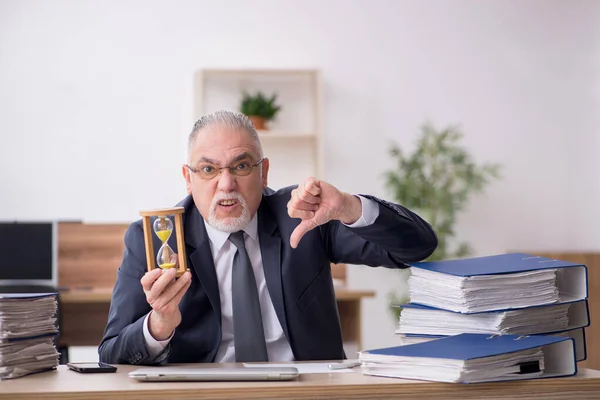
{"left": 0, "top": 336, "right": 59, "bottom": 380}
{"left": 407, "top": 253, "right": 587, "bottom": 313}
{"left": 365, "top": 253, "right": 589, "bottom": 383}
{"left": 396, "top": 300, "right": 589, "bottom": 336}
{"left": 0, "top": 293, "right": 59, "bottom": 340}
{"left": 243, "top": 362, "right": 356, "bottom": 374}
{"left": 359, "top": 333, "right": 577, "bottom": 383}
{"left": 409, "top": 267, "right": 559, "bottom": 313}
{"left": 0, "top": 293, "right": 60, "bottom": 380}
{"left": 396, "top": 326, "right": 588, "bottom": 362}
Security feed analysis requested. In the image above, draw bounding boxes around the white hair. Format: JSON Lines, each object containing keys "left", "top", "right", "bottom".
{"left": 188, "top": 110, "right": 263, "bottom": 161}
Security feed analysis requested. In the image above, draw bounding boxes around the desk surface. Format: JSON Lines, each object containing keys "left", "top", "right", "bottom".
{"left": 1, "top": 364, "right": 600, "bottom": 400}
{"left": 59, "top": 287, "right": 375, "bottom": 303}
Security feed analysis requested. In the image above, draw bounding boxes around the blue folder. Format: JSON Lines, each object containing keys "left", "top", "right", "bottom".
{"left": 408, "top": 252, "right": 585, "bottom": 276}
{"left": 397, "top": 327, "right": 587, "bottom": 362}
{"left": 360, "top": 333, "right": 577, "bottom": 383}
{"left": 367, "top": 333, "right": 568, "bottom": 359}
{"left": 409, "top": 252, "right": 588, "bottom": 301}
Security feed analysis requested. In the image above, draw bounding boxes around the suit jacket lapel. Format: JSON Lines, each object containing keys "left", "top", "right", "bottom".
{"left": 257, "top": 200, "right": 290, "bottom": 342}
{"left": 185, "top": 205, "right": 222, "bottom": 325}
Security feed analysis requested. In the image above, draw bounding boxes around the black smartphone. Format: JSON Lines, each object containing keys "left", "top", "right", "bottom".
{"left": 67, "top": 362, "right": 117, "bottom": 373}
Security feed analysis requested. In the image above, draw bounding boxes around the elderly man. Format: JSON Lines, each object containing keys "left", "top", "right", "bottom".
{"left": 99, "top": 110, "right": 437, "bottom": 365}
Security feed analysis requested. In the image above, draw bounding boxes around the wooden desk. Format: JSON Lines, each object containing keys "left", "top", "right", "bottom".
{"left": 59, "top": 287, "right": 375, "bottom": 352}
{"left": 2, "top": 365, "right": 600, "bottom": 400}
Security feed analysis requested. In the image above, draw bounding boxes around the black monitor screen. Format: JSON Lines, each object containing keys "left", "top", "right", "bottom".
{"left": 0, "top": 222, "right": 54, "bottom": 280}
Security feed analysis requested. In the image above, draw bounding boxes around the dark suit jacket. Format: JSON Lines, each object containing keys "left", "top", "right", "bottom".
{"left": 98, "top": 186, "right": 437, "bottom": 365}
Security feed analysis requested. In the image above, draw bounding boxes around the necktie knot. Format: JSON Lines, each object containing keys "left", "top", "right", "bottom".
{"left": 228, "top": 231, "right": 246, "bottom": 250}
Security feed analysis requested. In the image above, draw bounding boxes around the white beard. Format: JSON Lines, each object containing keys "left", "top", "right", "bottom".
{"left": 207, "top": 192, "right": 251, "bottom": 233}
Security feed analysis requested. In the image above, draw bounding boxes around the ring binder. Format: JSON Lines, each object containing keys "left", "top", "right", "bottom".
{"left": 359, "top": 333, "right": 577, "bottom": 383}
{"left": 407, "top": 252, "right": 588, "bottom": 313}
{"left": 518, "top": 361, "right": 541, "bottom": 374}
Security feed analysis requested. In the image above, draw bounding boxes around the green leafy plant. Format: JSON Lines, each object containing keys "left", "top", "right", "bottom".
{"left": 385, "top": 122, "right": 502, "bottom": 318}
{"left": 239, "top": 91, "right": 281, "bottom": 120}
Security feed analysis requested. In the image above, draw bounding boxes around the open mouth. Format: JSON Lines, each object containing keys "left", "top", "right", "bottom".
{"left": 217, "top": 199, "right": 239, "bottom": 208}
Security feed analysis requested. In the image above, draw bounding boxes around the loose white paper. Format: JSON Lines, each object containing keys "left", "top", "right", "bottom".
{"left": 243, "top": 362, "right": 354, "bottom": 374}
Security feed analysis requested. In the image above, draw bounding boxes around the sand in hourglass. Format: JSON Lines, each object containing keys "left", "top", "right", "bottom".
{"left": 155, "top": 217, "right": 177, "bottom": 269}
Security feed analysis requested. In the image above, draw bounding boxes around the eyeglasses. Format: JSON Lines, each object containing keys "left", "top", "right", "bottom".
{"left": 186, "top": 158, "right": 264, "bottom": 180}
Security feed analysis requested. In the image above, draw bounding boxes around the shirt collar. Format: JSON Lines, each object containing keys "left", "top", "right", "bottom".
{"left": 203, "top": 212, "right": 259, "bottom": 253}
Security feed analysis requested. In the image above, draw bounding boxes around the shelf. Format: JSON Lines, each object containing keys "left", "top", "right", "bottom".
{"left": 257, "top": 131, "right": 317, "bottom": 139}
{"left": 201, "top": 68, "right": 319, "bottom": 77}
{"left": 195, "top": 67, "right": 323, "bottom": 180}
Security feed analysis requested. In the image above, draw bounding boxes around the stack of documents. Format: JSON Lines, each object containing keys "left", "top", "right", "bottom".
{"left": 396, "top": 300, "right": 589, "bottom": 336}
{"left": 392, "top": 253, "right": 590, "bottom": 364}
{"left": 359, "top": 333, "right": 576, "bottom": 383}
{"left": 407, "top": 253, "right": 587, "bottom": 313}
{"left": 395, "top": 327, "right": 588, "bottom": 363}
{"left": 409, "top": 267, "right": 559, "bottom": 312}
{"left": 362, "top": 253, "right": 589, "bottom": 383}
{"left": 0, "top": 293, "right": 60, "bottom": 380}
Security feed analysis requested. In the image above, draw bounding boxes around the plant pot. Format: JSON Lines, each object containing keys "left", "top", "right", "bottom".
{"left": 247, "top": 115, "right": 267, "bottom": 131}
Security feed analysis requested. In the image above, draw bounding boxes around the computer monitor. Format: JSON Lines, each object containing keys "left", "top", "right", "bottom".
{"left": 0, "top": 221, "right": 58, "bottom": 288}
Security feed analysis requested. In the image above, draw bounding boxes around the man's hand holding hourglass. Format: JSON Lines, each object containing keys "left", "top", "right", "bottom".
{"left": 141, "top": 267, "right": 192, "bottom": 341}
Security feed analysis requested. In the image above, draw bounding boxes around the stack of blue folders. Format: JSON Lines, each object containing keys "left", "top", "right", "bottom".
{"left": 359, "top": 253, "right": 588, "bottom": 383}
{"left": 0, "top": 293, "right": 60, "bottom": 380}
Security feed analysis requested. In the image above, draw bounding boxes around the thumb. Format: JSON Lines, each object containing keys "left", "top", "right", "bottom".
{"left": 290, "top": 219, "right": 318, "bottom": 249}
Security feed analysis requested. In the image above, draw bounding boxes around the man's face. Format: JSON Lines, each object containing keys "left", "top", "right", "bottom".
{"left": 182, "top": 127, "right": 269, "bottom": 232}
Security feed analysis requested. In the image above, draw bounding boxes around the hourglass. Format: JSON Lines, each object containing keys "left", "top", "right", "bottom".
{"left": 139, "top": 207, "right": 189, "bottom": 278}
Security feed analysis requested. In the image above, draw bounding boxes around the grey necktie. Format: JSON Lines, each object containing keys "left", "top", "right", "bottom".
{"left": 228, "top": 231, "right": 269, "bottom": 362}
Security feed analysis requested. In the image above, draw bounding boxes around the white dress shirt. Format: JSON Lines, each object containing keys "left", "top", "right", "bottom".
{"left": 143, "top": 195, "right": 379, "bottom": 361}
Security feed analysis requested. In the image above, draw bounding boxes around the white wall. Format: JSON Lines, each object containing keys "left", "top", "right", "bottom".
{"left": 569, "top": 6, "right": 600, "bottom": 251}
{"left": 1, "top": 0, "right": 598, "bottom": 352}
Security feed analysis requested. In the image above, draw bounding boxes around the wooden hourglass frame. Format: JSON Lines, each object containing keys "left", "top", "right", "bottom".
{"left": 139, "top": 207, "right": 189, "bottom": 278}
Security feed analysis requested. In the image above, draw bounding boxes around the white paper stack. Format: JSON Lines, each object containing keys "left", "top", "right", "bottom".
{"left": 395, "top": 327, "right": 588, "bottom": 362}
{"left": 0, "top": 336, "right": 59, "bottom": 379}
{"left": 362, "top": 254, "right": 588, "bottom": 383}
{"left": 409, "top": 268, "right": 559, "bottom": 313}
{"left": 358, "top": 333, "right": 576, "bottom": 384}
{"left": 391, "top": 253, "right": 590, "bottom": 366}
{"left": 396, "top": 302, "right": 584, "bottom": 336}
{"left": 361, "top": 348, "right": 544, "bottom": 383}
{"left": 0, "top": 293, "right": 60, "bottom": 380}
{"left": 406, "top": 253, "right": 588, "bottom": 314}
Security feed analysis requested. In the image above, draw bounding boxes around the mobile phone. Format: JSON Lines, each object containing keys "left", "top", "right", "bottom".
{"left": 67, "top": 362, "right": 117, "bottom": 373}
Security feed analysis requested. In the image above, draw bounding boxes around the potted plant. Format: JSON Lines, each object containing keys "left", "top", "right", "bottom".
{"left": 384, "top": 122, "right": 502, "bottom": 318}
{"left": 239, "top": 90, "right": 281, "bottom": 130}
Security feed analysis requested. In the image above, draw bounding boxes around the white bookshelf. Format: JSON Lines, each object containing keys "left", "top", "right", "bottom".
{"left": 194, "top": 68, "right": 323, "bottom": 191}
